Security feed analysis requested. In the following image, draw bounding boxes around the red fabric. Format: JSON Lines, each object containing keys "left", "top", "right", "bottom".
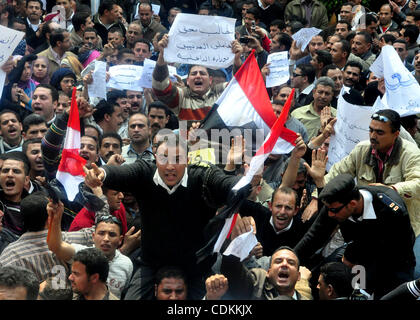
{"left": 58, "top": 149, "right": 87, "bottom": 176}
{"left": 69, "top": 202, "right": 128, "bottom": 236}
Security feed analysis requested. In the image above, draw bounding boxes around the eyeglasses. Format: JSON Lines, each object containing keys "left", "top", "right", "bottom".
{"left": 95, "top": 215, "right": 121, "bottom": 225}
{"left": 324, "top": 202, "right": 348, "bottom": 214}
{"left": 292, "top": 72, "right": 303, "bottom": 77}
{"left": 371, "top": 113, "right": 390, "bottom": 123}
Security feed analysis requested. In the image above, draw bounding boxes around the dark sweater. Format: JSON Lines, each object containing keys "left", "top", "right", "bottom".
{"left": 102, "top": 160, "right": 240, "bottom": 274}
{"left": 239, "top": 199, "right": 311, "bottom": 256}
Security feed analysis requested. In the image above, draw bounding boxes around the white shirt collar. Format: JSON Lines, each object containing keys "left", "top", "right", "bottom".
{"left": 269, "top": 217, "right": 294, "bottom": 234}
{"left": 153, "top": 168, "right": 188, "bottom": 194}
{"left": 349, "top": 189, "right": 376, "bottom": 222}
{"left": 301, "top": 83, "right": 314, "bottom": 95}
{"left": 292, "top": 291, "right": 298, "bottom": 300}
{"left": 27, "top": 17, "right": 40, "bottom": 31}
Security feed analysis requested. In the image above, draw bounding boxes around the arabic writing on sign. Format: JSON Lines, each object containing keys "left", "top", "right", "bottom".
{"left": 165, "top": 13, "right": 236, "bottom": 69}
{"left": 107, "top": 65, "right": 144, "bottom": 92}
{"left": 265, "top": 51, "right": 289, "bottom": 88}
{"left": 292, "top": 27, "right": 322, "bottom": 52}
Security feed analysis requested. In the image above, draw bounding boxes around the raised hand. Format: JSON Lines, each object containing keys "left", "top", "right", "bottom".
{"left": 205, "top": 274, "right": 229, "bottom": 300}
{"left": 291, "top": 134, "right": 307, "bottom": 159}
{"left": 304, "top": 149, "right": 327, "bottom": 188}
{"left": 83, "top": 163, "right": 105, "bottom": 189}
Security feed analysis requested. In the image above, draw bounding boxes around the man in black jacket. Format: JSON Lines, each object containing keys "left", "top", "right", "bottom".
{"left": 294, "top": 173, "right": 415, "bottom": 299}
{"left": 84, "top": 135, "right": 242, "bottom": 300}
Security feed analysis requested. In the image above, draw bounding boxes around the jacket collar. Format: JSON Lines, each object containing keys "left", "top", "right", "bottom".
{"left": 364, "top": 136, "right": 402, "bottom": 168}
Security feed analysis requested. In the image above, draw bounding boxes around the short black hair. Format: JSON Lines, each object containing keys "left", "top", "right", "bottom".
{"left": 275, "top": 32, "right": 293, "bottom": 52}
{"left": 0, "top": 266, "right": 39, "bottom": 300}
{"left": 321, "top": 64, "right": 341, "bottom": 77}
{"left": 117, "top": 48, "right": 135, "bottom": 61}
{"left": 133, "top": 38, "right": 152, "bottom": 51}
{"left": 380, "top": 33, "right": 396, "bottom": 44}
{"left": 22, "top": 113, "right": 46, "bottom": 133}
{"left": 22, "top": 191, "right": 49, "bottom": 232}
{"left": 148, "top": 101, "right": 169, "bottom": 117}
{"left": 375, "top": 109, "right": 401, "bottom": 132}
{"left": 0, "top": 109, "right": 21, "bottom": 123}
{"left": 356, "top": 30, "right": 372, "bottom": 44}
{"left": 296, "top": 64, "right": 316, "bottom": 83}
{"left": 365, "top": 13, "right": 378, "bottom": 25}
{"left": 83, "top": 27, "right": 97, "bottom": 36}
{"left": 107, "top": 89, "right": 126, "bottom": 101}
{"left": 336, "top": 39, "right": 351, "bottom": 58}
{"left": 246, "top": 7, "right": 260, "bottom": 20}
{"left": 314, "top": 49, "right": 333, "bottom": 67}
{"left": 35, "top": 84, "right": 59, "bottom": 102}
{"left": 92, "top": 99, "right": 119, "bottom": 123}
{"left": 73, "top": 248, "right": 109, "bottom": 283}
{"left": 320, "top": 262, "right": 354, "bottom": 298}
{"left": 402, "top": 24, "right": 420, "bottom": 44}
{"left": 2, "top": 151, "right": 30, "bottom": 175}
{"left": 393, "top": 38, "right": 408, "bottom": 49}
{"left": 98, "top": 0, "right": 116, "bottom": 16}
{"left": 108, "top": 26, "right": 124, "bottom": 36}
{"left": 72, "top": 11, "right": 91, "bottom": 32}
{"left": 22, "top": 138, "right": 42, "bottom": 156}
{"left": 50, "top": 28, "right": 69, "bottom": 48}
{"left": 270, "top": 19, "right": 286, "bottom": 30}
{"left": 99, "top": 132, "right": 123, "bottom": 150}
{"left": 336, "top": 20, "right": 351, "bottom": 32}
{"left": 344, "top": 60, "right": 363, "bottom": 74}
{"left": 155, "top": 266, "right": 187, "bottom": 286}
{"left": 26, "top": 0, "right": 42, "bottom": 9}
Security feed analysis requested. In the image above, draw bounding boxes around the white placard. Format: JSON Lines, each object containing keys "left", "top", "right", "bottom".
{"left": 327, "top": 94, "right": 373, "bottom": 171}
{"left": 88, "top": 61, "right": 107, "bottom": 100}
{"left": 151, "top": 4, "right": 160, "bottom": 15}
{"left": 370, "top": 45, "right": 420, "bottom": 117}
{"left": 0, "top": 26, "right": 25, "bottom": 98}
{"left": 265, "top": 51, "right": 289, "bottom": 88}
{"left": 139, "top": 58, "right": 178, "bottom": 89}
{"left": 164, "top": 13, "right": 236, "bottom": 69}
{"left": 292, "top": 27, "right": 322, "bottom": 52}
{"left": 107, "top": 65, "right": 144, "bottom": 92}
{"left": 222, "top": 227, "right": 258, "bottom": 262}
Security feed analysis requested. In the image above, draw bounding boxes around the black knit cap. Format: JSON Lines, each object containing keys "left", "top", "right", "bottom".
{"left": 319, "top": 173, "right": 358, "bottom": 205}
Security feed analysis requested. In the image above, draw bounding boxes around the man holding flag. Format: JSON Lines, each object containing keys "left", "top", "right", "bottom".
{"left": 83, "top": 51, "right": 298, "bottom": 300}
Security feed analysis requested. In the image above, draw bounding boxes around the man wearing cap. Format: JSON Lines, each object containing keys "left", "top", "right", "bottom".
{"left": 307, "top": 109, "right": 420, "bottom": 279}
{"left": 295, "top": 173, "right": 416, "bottom": 299}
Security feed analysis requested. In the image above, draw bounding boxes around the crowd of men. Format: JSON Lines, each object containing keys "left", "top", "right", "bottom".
{"left": 0, "top": 0, "right": 419, "bottom": 302}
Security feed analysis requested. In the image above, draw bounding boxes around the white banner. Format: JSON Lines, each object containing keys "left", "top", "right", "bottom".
{"left": 107, "top": 65, "right": 144, "bottom": 92}
{"left": 370, "top": 45, "right": 420, "bottom": 117}
{"left": 292, "top": 27, "right": 322, "bottom": 51}
{"left": 139, "top": 58, "right": 177, "bottom": 89}
{"left": 265, "top": 51, "right": 289, "bottom": 88}
{"left": 164, "top": 13, "right": 236, "bottom": 69}
{"left": 327, "top": 95, "right": 373, "bottom": 171}
{"left": 88, "top": 61, "right": 107, "bottom": 100}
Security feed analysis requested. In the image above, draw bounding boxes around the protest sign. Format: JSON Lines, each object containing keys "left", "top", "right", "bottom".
{"left": 88, "top": 61, "right": 107, "bottom": 100}
{"left": 292, "top": 27, "right": 322, "bottom": 52}
{"left": 370, "top": 45, "right": 420, "bottom": 116}
{"left": 327, "top": 94, "right": 373, "bottom": 171}
{"left": 107, "top": 65, "right": 144, "bottom": 92}
{"left": 164, "top": 13, "right": 236, "bottom": 69}
{"left": 0, "top": 26, "right": 25, "bottom": 98}
{"left": 138, "top": 59, "right": 177, "bottom": 89}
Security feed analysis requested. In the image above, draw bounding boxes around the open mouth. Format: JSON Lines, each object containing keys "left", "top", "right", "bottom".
{"left": 5, "top": 180, "right": 15, "bottom": 189}
{"left": 80, "top": 154, "right": 89, "bottom": 161}
{"left": 278, "top": 271, "right": 289, "bottom": 280}
{"left": 8, "top": 127, "right": 17, "bottom": 134}
{"left": 32, "top": 105, "right": 43, "bottom": 113}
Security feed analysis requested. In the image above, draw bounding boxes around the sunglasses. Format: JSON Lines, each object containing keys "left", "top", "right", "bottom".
{"left": 95, "top": 215, "right": 121, "bottom": 225}
{"left": 323, "top": 201, "right": 349, "bottom": 214}
{"left": 371, "top": 113, "right": 390, "bottom": 123}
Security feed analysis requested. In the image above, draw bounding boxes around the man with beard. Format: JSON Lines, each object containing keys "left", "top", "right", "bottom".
{"left": 148, "top": 101, "right": 170, "bottom": 137}
{"left": 121, "top": 113, "right": 154, "bottom": 165}
{"left": 0, "top": 110, "right": 23, "bottom": 154}
{"left": 98, "top": 133, "right": 123, "bottom": 164}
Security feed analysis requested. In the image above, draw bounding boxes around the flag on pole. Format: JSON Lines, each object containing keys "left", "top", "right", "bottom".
{"left": 197, "top": 90, "right": 298, "bottom": 262}
{"left": 200, "top": 50, "right": 297, "bottom": 154}
{"left": 56, "top": 87, "right": 87, "bottom": 201}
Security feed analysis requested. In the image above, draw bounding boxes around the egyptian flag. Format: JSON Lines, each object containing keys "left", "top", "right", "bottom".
{"left": 197, "top": 89, "right": 298, "bottom": 263}
{"left": 200, "top": 50, "right": 297, "bottom": 154}
{"left": 56, "top": 87, "right": 87, "bottom": 201}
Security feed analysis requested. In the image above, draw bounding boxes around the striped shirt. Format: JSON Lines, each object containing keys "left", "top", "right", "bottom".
{"left": 0, "top": 228, "right": 95, "bottom": 283}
